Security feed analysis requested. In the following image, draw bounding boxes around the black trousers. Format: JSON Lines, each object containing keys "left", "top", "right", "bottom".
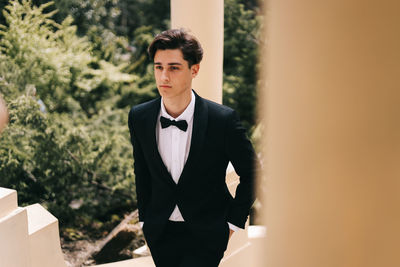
{"left": 148, "top": 221, "right": 226, "bottom": 267}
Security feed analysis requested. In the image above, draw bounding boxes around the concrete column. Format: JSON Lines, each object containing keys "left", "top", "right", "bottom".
{"left": 171, "top": 0, "right": 224, "bottom": 103}
{"left": 259, "top": 1, "right": 400, "bottom": 267}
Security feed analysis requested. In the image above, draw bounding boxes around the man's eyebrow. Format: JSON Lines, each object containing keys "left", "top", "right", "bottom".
{"left": 154, "top": 62, "right": 182, "bottom": 65}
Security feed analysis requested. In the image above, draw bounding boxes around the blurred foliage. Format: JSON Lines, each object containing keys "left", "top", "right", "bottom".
{"left": 224, "top": 0, "right": 262, "bottom": 131}
{"left": 1, "top": 96, "right": 135, "bottom": 235}
{"left": 0, "top": 0, "right": 137, "bottom": 238}
{"left": 0, "top": 0, "right": 261, "bottom": 239}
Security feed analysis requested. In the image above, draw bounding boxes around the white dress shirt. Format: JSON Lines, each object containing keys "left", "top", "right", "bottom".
{"left": 141, "top": 91, "right": 240, "bottom": 231}
{"left": 157, "top": 91, "right": 196, "bottom": 221}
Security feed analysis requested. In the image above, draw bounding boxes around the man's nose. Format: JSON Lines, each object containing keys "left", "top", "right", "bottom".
{"left": 161, "top": 69, "right": 169, "bottom": 82}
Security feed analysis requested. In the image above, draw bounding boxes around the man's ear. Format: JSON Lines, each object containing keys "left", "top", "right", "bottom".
{"left": 191, "top": 64, "right": 200, "bottom": 78}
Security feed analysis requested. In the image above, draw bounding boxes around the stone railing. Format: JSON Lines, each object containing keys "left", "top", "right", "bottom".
{"left": 0, "top": 187, "right": 66, "bottom": 267}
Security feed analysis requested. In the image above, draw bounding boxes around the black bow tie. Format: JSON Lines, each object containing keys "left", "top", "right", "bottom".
{"left": 160, "top": 116, "right": 188, "bottom": 132}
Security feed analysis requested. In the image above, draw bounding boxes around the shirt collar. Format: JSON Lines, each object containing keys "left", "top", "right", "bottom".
{"left": 160, "top": 90, "right": 196, "bottom": 123}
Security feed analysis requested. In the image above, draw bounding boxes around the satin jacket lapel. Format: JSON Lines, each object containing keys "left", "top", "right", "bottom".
{"left": 144, "top": 97, "right": 177, "bottom": 188}
{"left": 178, "top": 92, "right": 208, "bottom": 186}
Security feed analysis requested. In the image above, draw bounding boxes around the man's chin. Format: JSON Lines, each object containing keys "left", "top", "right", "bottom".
{"left": 159, "top": 91, "right": 180, "bottom": 101}
{"left": 158, "top": 87, "right": 171, "bottom": 96}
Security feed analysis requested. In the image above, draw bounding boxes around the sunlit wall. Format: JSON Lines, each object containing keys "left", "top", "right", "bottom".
{"left": 259, "top": 0, "right": 400, "bottom": 266}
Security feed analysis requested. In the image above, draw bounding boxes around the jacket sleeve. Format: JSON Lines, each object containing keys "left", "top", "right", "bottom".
{"left": 225, "top": 110, "right": 257, "bottom": 228}
{"left": 128, "top": 108, "right": 152, "bottom": 222}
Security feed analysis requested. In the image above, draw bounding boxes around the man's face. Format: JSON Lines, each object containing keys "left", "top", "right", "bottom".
{"left": 154, "top": 49, "right": 199, "bottom": 100}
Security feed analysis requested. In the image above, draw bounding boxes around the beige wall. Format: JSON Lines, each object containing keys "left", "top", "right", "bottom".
{"left": 260, "top": 0, "right": 400, "bottom": 266}
{"left": 170, "top": 0, "right": 224, "bottom": 103}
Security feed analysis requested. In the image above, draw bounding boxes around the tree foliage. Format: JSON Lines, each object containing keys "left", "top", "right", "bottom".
{"left": 223, "top": 0, "right": 262, "bottom": 131}
{"left": 0, "top": 0, "right": 136, "bottom": 238}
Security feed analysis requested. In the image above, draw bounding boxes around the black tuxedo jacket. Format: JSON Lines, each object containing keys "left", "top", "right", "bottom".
{"left": 128, "top": 91, "right": 256, "bottom": 251}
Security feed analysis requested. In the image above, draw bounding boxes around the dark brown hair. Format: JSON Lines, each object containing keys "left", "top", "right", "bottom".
{"left": 148, "top": 28, "right": 203, "bottom": 68}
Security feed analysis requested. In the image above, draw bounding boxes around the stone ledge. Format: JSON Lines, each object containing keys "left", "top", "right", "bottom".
{"left": 25, "top": 204, "right": 58, "bottom": 235}
{"left": 25, "top": 204, "right": 66, "bottom": 267}
{"left": 0, "top": 207, "right": 31, "bottom": 267}
{"left": 0, "top": 187, "right": 18, "bottom": 218}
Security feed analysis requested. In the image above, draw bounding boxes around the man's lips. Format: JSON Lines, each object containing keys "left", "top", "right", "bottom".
{"left": 160, "top": 85, "right": 172, "bottom": 88}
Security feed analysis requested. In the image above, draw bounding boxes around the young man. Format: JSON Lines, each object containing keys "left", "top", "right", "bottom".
{"left": 128, "top": 29, "right": 256, "bottom": 267}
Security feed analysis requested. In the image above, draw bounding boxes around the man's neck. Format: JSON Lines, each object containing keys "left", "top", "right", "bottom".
{"left": 162, "top": 90, "right": 192, "bottom": 118}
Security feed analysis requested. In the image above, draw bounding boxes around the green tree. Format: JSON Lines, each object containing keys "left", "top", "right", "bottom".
{"left": 0, "top": 0, "right": 134, "bottom": 114}
{"left": 0, "top": 0, "right": 136, "bottom": 238}
{"left": 223, "top": 0, "right": 262, "bottom": 131}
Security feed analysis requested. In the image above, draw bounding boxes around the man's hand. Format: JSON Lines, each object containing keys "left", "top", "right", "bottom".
{"left": 229, "top": 229, "right": 234, "bottom": 240}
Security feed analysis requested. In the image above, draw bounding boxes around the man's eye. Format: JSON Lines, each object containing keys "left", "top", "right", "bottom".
{"left": 155, "top": 66, "right": 162, "bottom": 70}
{"left": 170, "top": 66, "right": 179, "bottom": 70}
